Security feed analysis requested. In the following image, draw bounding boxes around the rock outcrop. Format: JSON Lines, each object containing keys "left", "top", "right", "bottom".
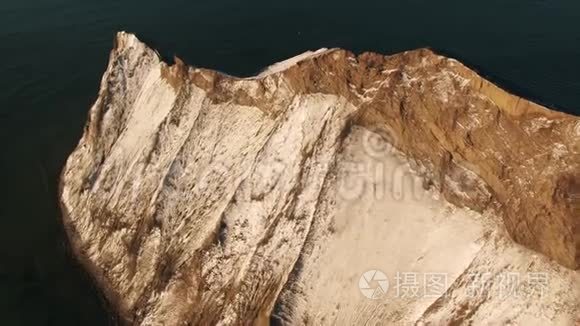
{"left": 60, "top": 32, "right": 579, "bottom": 325}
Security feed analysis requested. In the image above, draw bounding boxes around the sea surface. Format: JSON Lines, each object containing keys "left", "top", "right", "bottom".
{"left": 0, "top": 0, "right": 578, "bottom": 324}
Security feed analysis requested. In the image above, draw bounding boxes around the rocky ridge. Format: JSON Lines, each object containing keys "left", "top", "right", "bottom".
{"left": 60, "top": 32, "right": 579, "bottom": 325}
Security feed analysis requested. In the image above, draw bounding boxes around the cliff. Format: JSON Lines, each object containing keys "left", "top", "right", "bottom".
{"left": 60, "top": 32, "right": 579, "bottom": 325}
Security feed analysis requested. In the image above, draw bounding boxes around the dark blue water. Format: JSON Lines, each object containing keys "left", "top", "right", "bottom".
{"left": 0, "top": 0, "right": 578, "bottom": 324}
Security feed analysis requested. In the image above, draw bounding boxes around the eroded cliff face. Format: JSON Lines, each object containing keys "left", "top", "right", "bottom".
{"left": 60, "top": 32, "right": 579, "bottom": 325}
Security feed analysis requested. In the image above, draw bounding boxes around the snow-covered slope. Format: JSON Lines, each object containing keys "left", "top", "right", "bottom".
{"left": 60, "top": 32, "right": 579, "bottom": 325}
{"left": 274, "top": 127, "right": 579, "bottom": 325}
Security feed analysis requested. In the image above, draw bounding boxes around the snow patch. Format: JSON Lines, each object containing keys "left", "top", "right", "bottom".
{"left": 255, "top": 48, "right": 334, "bottom": 78}
{"left": 429, "top": 70, "right": 471, "bottom": 104}
{"left": 382, "top": 68, "right": 399, "bottom": 75}
{"left": 525, "top": 116, "right": 554, "bottom": 134}
{"left": 402, "top": 71, "right": 419, "bottom": 87}
{"left": 552, "top": 143, "right": 568, "bottom": 159}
